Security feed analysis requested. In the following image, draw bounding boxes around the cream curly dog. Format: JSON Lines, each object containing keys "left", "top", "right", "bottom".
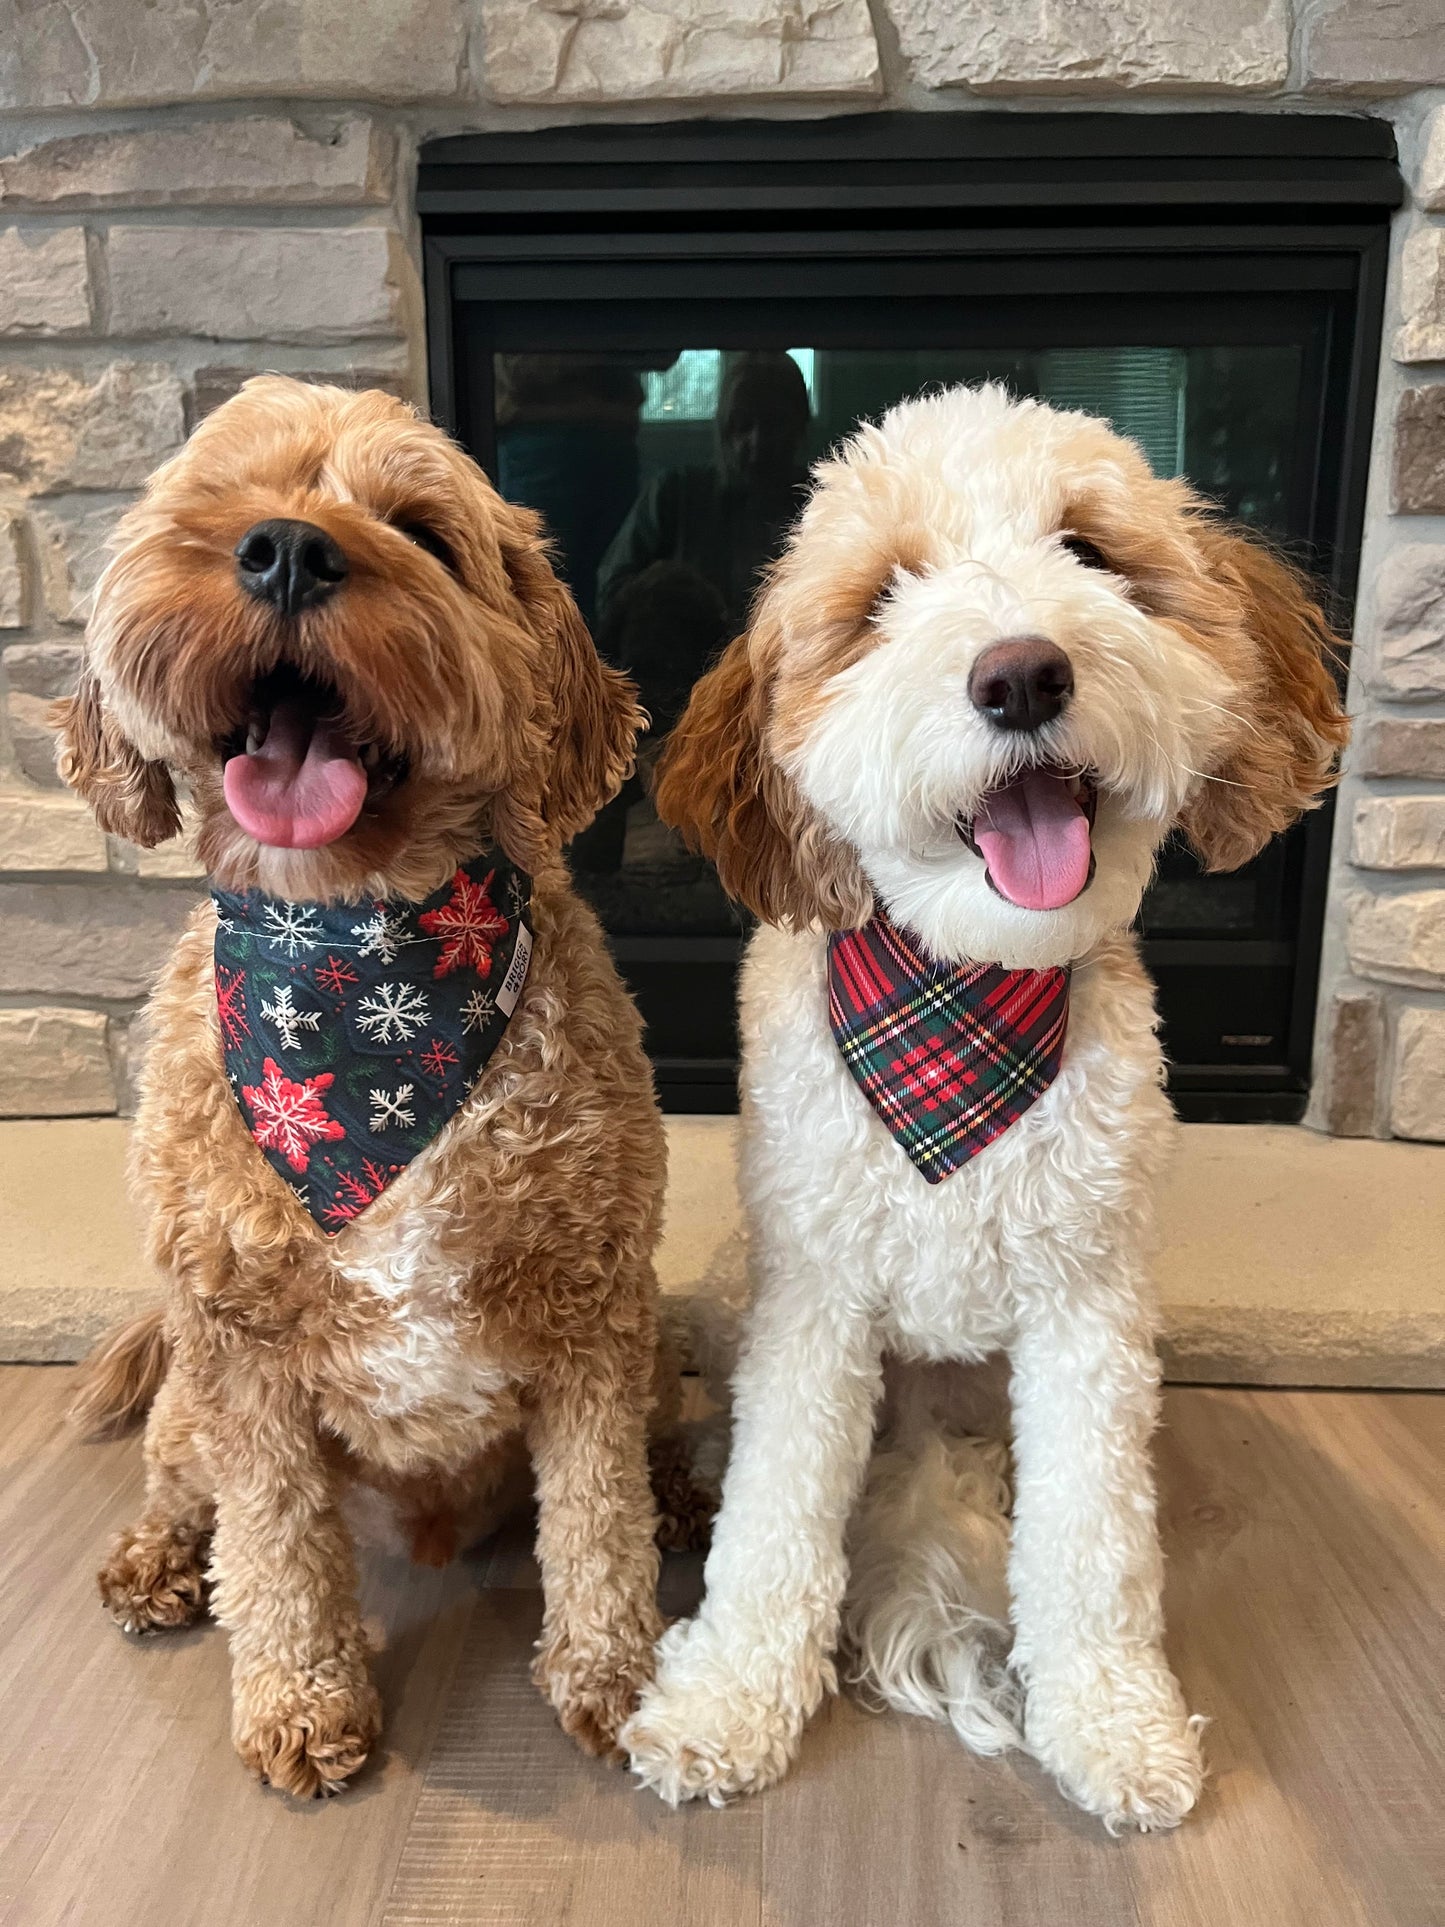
{"left": 59, "top": 376, "right": 688, "bottom": 1797}
{"left": 624, "top": 384, "right": 1347, "bottom": 1831}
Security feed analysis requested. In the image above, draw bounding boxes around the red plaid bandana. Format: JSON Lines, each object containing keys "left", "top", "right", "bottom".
{"left": 828, "top": 913, "right": 1069, "bottom": 1182}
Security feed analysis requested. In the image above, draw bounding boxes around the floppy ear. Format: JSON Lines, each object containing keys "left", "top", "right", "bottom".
{"left": 493, "top": 506, "right": 643, "bottom": 866}
{"left": 653, "top": 616, "right": 873, "bottom": 931}
{"left": 51, "top": 667, "right": 180, "bottom": 848}
{"left": 539, "top": 576, "right": 643, "bottom": 843}
{"left": 1177, "top": 527, "right": 1350, "bottom": 874}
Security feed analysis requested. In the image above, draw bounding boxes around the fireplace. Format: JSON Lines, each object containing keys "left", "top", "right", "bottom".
{"left": 420, "top": 114, "right": 1400, "bottom": 1121}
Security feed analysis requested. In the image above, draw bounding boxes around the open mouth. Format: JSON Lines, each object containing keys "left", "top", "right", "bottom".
{"left": 220, "top": 666, "right": 407, "bottom": 851}
{"left": 956, "top": 766, "right": 1098, "bottom": 912}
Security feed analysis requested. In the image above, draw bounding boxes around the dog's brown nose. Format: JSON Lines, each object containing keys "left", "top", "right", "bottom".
{"left": 968, "top": 637, "right": 1074, "bottom": 733}
{"left": 236, "top": 518, "right": 348, "bottom": 618}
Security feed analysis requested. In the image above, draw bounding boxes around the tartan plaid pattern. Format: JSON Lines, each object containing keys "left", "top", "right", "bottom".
{"left": 827, "top": 913, "right": 1070, "bottom": 1183}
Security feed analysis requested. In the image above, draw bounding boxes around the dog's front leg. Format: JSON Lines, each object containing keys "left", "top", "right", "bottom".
{"left": 1007, "top": 1295, "right": 1203, "bottom": 1832}
{"left": 527, "top": 1339, "right": 664, "bottom": 1760}
{"left": 207, "top": 1378, "right": 380, "bottom": 1799}
{"left": 623, "top": 1268, "right": 884, "bottom": 1804}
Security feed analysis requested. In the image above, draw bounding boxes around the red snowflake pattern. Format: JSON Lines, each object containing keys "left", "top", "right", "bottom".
{"left": 215, "top": 964, "right": 250, "bottom": 1049}
{"left": 314, "top": 953, "right": 359, "bottom": 998}
{"left": 419, "top": 1036, "right": 460, "bottom": 1081}
{"left": 417, "top": 867, "right": 508, "bottom": 979}
{"left": 242, "top": 1057, "right": 346, "bottom": 1173}
{"left": 321, "top": 1157, "right": 394, "bottom": 1229}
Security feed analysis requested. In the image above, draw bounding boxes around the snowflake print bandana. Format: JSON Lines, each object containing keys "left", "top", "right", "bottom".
{"left": 828, "top": 912, "right": 1069, "bottom": 1183}
{"left": 212, "top": 850, "right": 533, "bottom": 1232}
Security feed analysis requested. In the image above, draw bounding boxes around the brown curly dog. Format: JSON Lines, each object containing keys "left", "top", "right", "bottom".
{"left": 57, "top": 376, "right": 692, "bottom": 1798}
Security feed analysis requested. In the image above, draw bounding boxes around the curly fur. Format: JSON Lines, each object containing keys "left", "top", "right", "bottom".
{"left": 68, "top": 1307, "right": 176, "bottom": 1439}
{"left": 625, "top": 385, "right": 1346, "bottom": 1830}
{"left": 61, "top": 377, "right": 689, "bottom": 1798}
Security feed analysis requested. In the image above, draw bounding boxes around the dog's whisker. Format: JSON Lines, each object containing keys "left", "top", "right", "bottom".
{"left": 1175, "top": 763, "right": 1256, "bottom": 790}
{"left": 1182, "top": 695, "right": 1271, "bottom": 743}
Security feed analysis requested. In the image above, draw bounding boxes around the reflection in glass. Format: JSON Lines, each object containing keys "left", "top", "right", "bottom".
{"left": 494, "top": 354, "right": 663, "bottom": 631}
{"left": 492, "top": 345, "right": 1306, "bottom": 942}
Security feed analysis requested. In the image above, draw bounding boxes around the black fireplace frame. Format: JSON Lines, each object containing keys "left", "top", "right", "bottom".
{"left": 419, "top": 113, "right": 1401, "bottom": 1121}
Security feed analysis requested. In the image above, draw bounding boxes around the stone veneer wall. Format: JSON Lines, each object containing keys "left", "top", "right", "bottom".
{"left": 0, "top": 0, "right": 1441, "bottom": 1132}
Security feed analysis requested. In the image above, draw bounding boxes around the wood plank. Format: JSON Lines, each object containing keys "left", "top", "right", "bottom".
{"left": 379, "top": 1560, "right": 765, "bottom": 1927}
{"left": 758, "top": 1689, "right": 1143, "bottom": 1927}
{"left": 0, "top": 1366, "right": 478, "bottom": 1927}
{"left": 0, "top": 1370, "right": 1439, "bottom": 1927}
{"left": 1126, "top": 1388, "right": 1443, "bottom": 1927}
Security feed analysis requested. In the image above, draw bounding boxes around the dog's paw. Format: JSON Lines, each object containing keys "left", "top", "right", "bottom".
{"left": 621, "top": 1626, "right": 809, "bottom": 1806}
{"left": 648, "top": 1435, "right": 717, "bottom": 1554}
{"left": 533, "top": 1611, "right": 662, "bottom": 1762}
{"left": 1025, "top": 1660, "right": 1205, "bottom": 1833}
{"left": 232, "top": 1658, "right": 381, "bottom": 1799}
{"left": 99, "top": 1523, "right": 209, "bottom": 1634}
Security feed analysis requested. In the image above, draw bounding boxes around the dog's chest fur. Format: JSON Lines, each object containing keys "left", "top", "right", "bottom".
{"left": 739, "top": 925, "right": 1176, "bottom": 1359}
{"left": 334, "top": 1198, "right": 515, "bottom": 1422}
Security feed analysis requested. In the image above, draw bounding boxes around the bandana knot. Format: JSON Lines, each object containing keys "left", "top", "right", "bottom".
{"left": 212, "top": 850, "right": 532, "bottom": 1232}
{"left": 828, "top": 912, "right": 1069, "bottom": 1182}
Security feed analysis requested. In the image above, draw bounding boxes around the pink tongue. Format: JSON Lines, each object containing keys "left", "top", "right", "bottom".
{"left": 222, "top": 696, "right": 368, "bottom": 850}
{"left": 973, "top": 770, "right": 1092, "bottom": 912}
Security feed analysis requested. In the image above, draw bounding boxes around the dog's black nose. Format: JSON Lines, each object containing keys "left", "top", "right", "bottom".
{"left": 235, "top": 518, "right": 348, "bottom": 617}
{"left": 968, "top": 637, "right": 1074, "bottom": 733}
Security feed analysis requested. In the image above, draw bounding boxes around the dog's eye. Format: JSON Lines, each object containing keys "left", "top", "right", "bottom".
{"left": 398, "top": 522, "right": 457, "bottom": 574}
{"left": 1061, "top": 534, "right": 1112, "bottom": 573}
{"left": 869, "top": 561, "right": 919, "bottom": 622}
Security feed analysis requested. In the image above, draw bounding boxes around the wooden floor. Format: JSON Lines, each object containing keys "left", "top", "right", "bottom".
{"left": 0, "top": 1369, "right": 1439, "bottom": 1927}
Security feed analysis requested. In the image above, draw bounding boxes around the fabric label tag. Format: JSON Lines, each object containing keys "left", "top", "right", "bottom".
{"left": 497, "top": 920, "right": 533, "bottom": 1017}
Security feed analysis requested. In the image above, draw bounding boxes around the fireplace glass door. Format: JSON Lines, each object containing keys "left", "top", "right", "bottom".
{"left": 422, "top": 116, "right": 1395, "bottom": 1116}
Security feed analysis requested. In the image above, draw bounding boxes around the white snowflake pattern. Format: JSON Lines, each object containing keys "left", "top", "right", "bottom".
{"left": 260, "top": 982, "right": 323, "bottom": 1051}
{"left": 460, "top": 988, "right": 496, "bottom": 1034}
{"left": 261, "top": 902, "right": 323, "bottom": 957}
{"left": 355, "top": 980, "right": 430, "bottom": 1044}
{"left": 351, "top": 905, "right": 412, "bottom": 964}
{"left": 288, "top": 1180, "right": 311, "bottom": 1210}
{"left": 368, "top": 1083, "right": 417, "bottom": 1134}
{"left": 506, "top": 874, "right": 528, "bottom": 920}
